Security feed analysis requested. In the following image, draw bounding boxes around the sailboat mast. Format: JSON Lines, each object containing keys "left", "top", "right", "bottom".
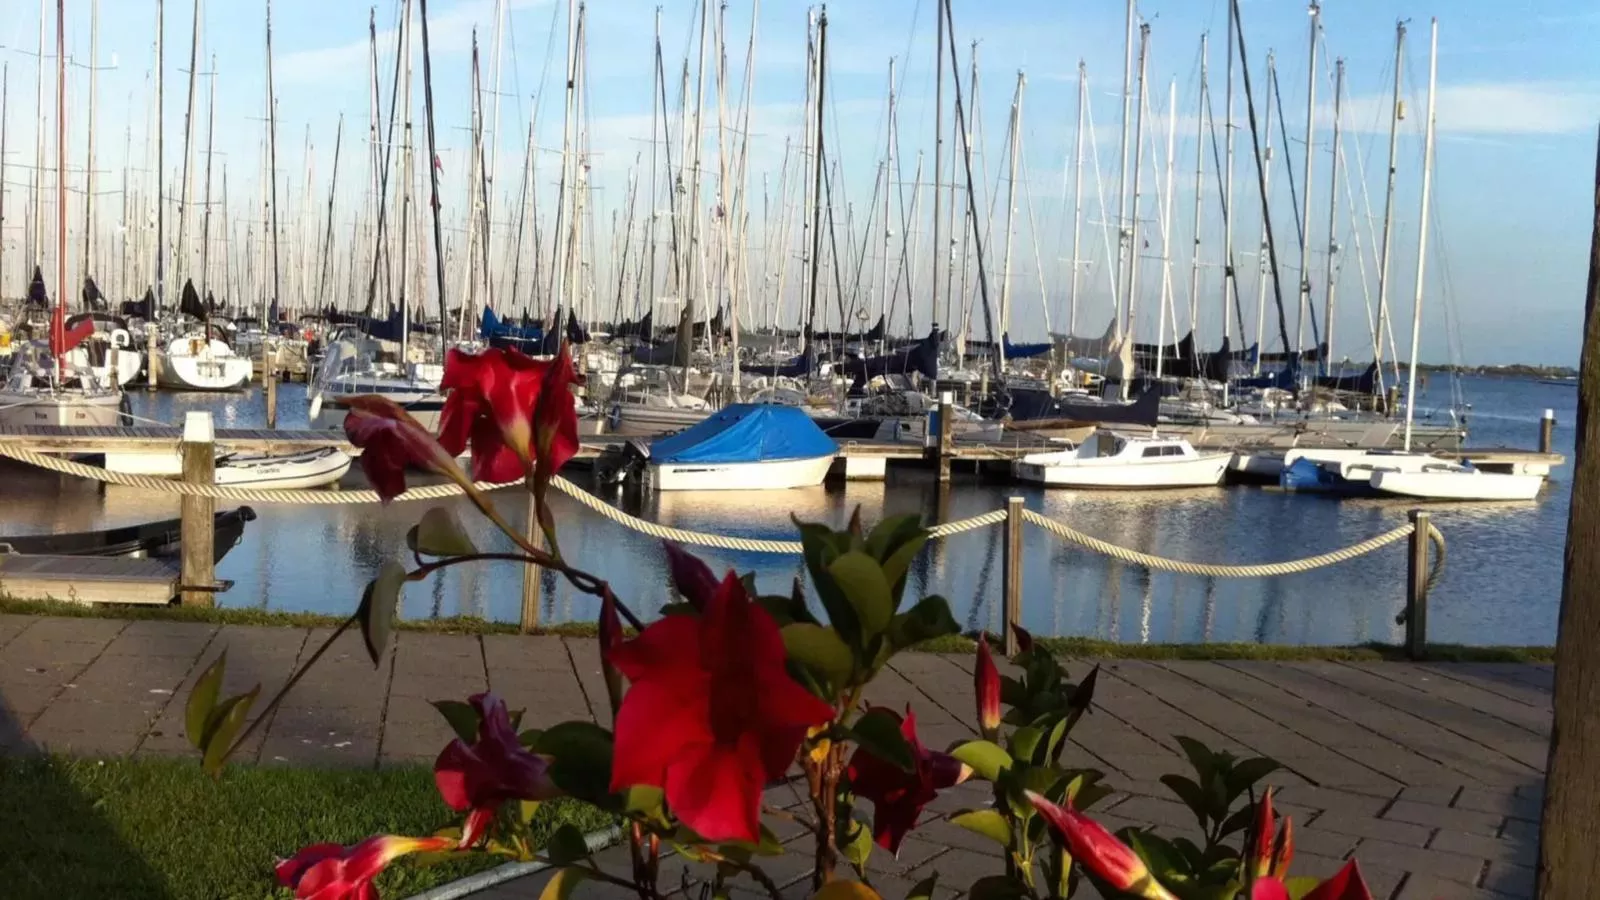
{"left": 154, "top": 0, "right": 166, "bottom": 312}
{"left": 34, "top": 0, "right": 45, "bottom": 271}
{"left": 998, "top": 71, "right": 1023, "bottom": 341}
{"left": 1251, "top": 54, "right": 1276, "bottom": 372}
{"left": 930, "top": 0, "right": 944, "bottom": 333}
{"left": 1068, "top": 60, "right": 1086, "bottom": 337}
{"left": 1, "top": 65, "right": 8, "bottom": 299}
{"left": 1112, "top": 0, "right": 1135, "bottom": 334}
{"left": 803, "top": 8, "right": 827, "bottom": 350}
{"left": 1322, "top": 58, "right": 1344, "bottom": 366}
{"left": 200, "top": 54, "right": 216, "bottom": 300}
{"left": 176, "top": 0, "right": 201, "bottom": 289}
{"left": 1124, "top": 24, "right": 1150, "bottom": 343}
{"left": 1187, "top": 34, "right": 1207, "bottom": 338}
{"left": 1402, "top": 19, "right": 1438, "bottom": 453}
{"left": 419, "top": 0, "right": 449, "bottom": 360}
{"left": 1294, "top": 1, "right": 1320, "bottom": 356}
{"left": 317, "top": 115, "right": 344, "bottom": 306}
{"left": 1221, "top": 0, "right": 1236, "bottom": 342}
{"left": 53, "top": 0, "right": 67, "bottom": 375}
{"left": 83, "top": 0, "right": 99, "bottom": 284}
{"left": 1374, "top": 22, "right": 1406, "bottom": 386}
{"left": 880, "top": 57, "right": 894, "bottom": 352}
{"left": 264, "top": 0, "right": 281, "bottom": 320}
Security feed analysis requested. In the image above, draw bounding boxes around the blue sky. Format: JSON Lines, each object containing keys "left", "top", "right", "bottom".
{"left": 2, "top": 0, "right": 1598, "bottom": 365}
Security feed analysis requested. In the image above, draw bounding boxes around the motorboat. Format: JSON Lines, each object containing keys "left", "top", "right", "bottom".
{"left": 307, "top": 331, "right": 445, "bottom": 431}
{"left": 642, "top": 403, "right": 838, "bottom": 491}
{"left": 1012, "top": 430, "right": 1230, "bottom": 489}
{"left": 0, "top": 506, "right": 255, "bottom": 563}
{"left": 101, "top": 446, "right": 352, "bottom": 490}
{"left": 1369, "top": 462, "right": 1543, "bottom": 502}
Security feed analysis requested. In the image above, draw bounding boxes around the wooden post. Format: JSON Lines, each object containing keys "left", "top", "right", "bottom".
{"left": 145, "top": 323, "right": 158, "bottom": 390}
{"left": 1404, "top": 509, "right": 1430, "bottom": 660}
{"left": 520, "top": 495, "right": 547, "bottom": 633}
{"left": 179, "top": 411, "right": 216, "bottom": 606}
{"left": 938, "top": 390, "right": 954, "bottom": 483}
{"left": 1001, "top": 496, "right": 1024, "bottom": 655}
{"left": 264, "top": 366, "right": 279, "bottom": 429}
{"left": 1541, "top": 408, "right": 1556, "bottom": 454}
{"left": 1539, "top": 123, "right": 1600, "bottom": 900}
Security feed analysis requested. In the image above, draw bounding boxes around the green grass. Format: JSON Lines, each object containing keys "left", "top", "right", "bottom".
{"left": 0, "top": 596, "right": 1553, "bottom": 662}
{"left": 0, "top": 755, "right": 613, "bottom": 900}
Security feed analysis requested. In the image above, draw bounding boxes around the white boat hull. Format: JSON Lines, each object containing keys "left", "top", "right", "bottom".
{"left": 0, "top": 391, "right": 124, "bottom": 428}
{"left": 1370, "top": 469, "right": 1544, "bottom": 502}
{"left": 611, "top": 403, "right": 712, "bottom": 437}
{"left": 103, "top": 446, "right": 352, "bottom": 490}
{"left": 64, "top": 345, "right": 143, "bottom": 387}
{"left": 1014, "top": 452, "right": 1230, "bottom": 488}
{"left": 648, "top": 454, "right": 834, "bottom": 491}
{"left": 155, "top": 343, "right": 253, "bottom": 391}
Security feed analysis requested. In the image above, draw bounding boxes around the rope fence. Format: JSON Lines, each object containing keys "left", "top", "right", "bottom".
{"left": 0, "top": 440, "right": 1448, "bottom": 656}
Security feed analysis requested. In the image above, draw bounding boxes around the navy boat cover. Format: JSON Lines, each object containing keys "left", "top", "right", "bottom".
{"left": 651, "top": 404, "right": 838, "bottom": 465}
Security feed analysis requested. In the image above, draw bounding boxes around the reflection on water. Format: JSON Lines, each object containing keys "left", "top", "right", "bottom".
{"left": 0, "top": 375, "right": 1575, "bottom": 647}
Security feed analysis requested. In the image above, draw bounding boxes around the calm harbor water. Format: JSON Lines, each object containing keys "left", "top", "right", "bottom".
{"left": 1, "top": 374, "right": 1576, "bottom": 646}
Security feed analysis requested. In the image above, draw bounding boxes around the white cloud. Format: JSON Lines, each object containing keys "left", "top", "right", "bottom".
{"left": 1336, "top": 81, "right": 1600, "bottom": 137}
{"left": 275, "top": 0, "right": 552, "bottom": 84}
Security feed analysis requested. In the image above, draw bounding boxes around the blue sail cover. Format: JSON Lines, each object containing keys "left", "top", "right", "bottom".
{"left": 651, "top": 404, "right": 838, "bottom": 465}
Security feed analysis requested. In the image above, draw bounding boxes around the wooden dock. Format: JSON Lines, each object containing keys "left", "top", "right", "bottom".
{"left": 0, "top": 554, "right": 185, "bottom": 605}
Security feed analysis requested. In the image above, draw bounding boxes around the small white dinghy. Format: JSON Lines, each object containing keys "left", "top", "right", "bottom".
{"left": 1369, "top": 462, "right": 1543, "bottom": 502}
{"left": 1013, "top": 430, "right": 1230, "bottom": 489}
{"left": 104, "top": 446, "right": 351, "bottom": 490}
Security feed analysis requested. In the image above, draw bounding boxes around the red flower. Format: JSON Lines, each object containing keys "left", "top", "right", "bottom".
{"left": 533, "top": 341, "right": 582, "bottom": 486}
{"left": 1251, "top": 788, "right": 1293, "bottom": 880}
{"left": 975, "top": 637, "right": 1001, "bottom": 741}
{"left": 608, "top": 570, "right": 835, "bottom": 844}
{"left": 439, "top": 347, "right": 550, "bottom": 483}
{"left": 1252, "top": 859, "right": 1372, "bottom": 900}
{"left": 343, "top": 396, "right": 470, "bottom": 502}
{"left": 848, "top": 707, "right": 969, "bottom": 855}
{"left": 276, "top": 834, "right": 453, "bottom": 900}
{"left": 663, "top": 542, "right": 719, "bottom": 610}
{"left": 1027, "top": 791, "right": 1179, "bottom": 900}
{"left": 434, "top": 693, "right": 560, "bottom": 847}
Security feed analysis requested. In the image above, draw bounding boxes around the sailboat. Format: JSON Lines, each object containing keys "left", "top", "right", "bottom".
{"left": 151, "top": 280, "right": 253, "bottom": 391}
{"left": 0, "top": 8, "right": 123, "bottom": 429}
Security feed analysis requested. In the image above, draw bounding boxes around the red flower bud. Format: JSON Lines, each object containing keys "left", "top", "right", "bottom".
{"left": 343, "top": 395, "right": 470, "bottom": 502}
{"left": 975, "top": 636, "right": 1002, "bottom": 740}
{"left": 433, "top": 693, "right": 560, "bottom": 847}
{"left": 847, "top": 707, "right": 967, "bottom": 854}
{"left": 533, "top": 341, "right": 583, "bottom": 486}
{"left": 663, "top": 542, "right": 719, "bottom": 611}
{"left": 1027, "top": 791, "right": 1178, "bottom": 900}
{"left": 1251, "top": 788, "right": 1277, "bottom": 879}
{"left": 1010, "top": 622, "right": 1035, "bottom": 654}
{"left": 277, "top": 834, "right": 454, "bottom": 900}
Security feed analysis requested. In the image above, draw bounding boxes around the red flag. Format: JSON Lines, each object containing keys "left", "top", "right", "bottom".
{"left": 433, "top": 154, "right": 443, "bottom": 172}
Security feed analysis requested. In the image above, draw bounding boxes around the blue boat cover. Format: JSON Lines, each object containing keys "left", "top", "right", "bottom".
{"left": 651, "top": 404, "right": 838, "bottom": 464}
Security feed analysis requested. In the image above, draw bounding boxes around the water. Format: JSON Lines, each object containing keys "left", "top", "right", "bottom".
{"left": 0, "top": 374, "right": 1577, "bottom": 646}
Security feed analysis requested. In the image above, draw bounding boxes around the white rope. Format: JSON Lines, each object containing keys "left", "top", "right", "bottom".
{"left": 1023, "top": 508, "right": 1419, "bottom": 578}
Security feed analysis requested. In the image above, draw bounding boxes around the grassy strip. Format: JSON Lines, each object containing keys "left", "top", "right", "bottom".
{"left": 0, "top": 596, "right": 1552, "bottom": 663}
{"left": 0, "top": 755, "right": 611, "bottom": 900}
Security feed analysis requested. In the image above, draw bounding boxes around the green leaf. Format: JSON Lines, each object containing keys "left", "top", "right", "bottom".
{"left": 185, "top": 651, "right": 226, "bottom": 751}
{"left": 1284, "top": 876, "right": 1326, "bottom": 899}
{"left": 838, "top": 819, "right": 873, "bottom": 870}
{"left": 535, "top": 722, "right": 614, "bottom": 803}
{"left": 537, "top": 867, "right": 589, "bottom": 900}
{"left": 1009, "top": 725, "right": 1045, "bottom": 765}
{"left": 517, "top": 728, "right": 544, "bottom": 749}
{"left": 1226, "top": 756, "right": 1282, "bottom": 797}
{"left": 950, "top": 740, "right": 1014, "bottom": 782}
{"left": 200, "top": 686, "right": 259, "bottom": 777}
{"left": 950, "top": 808, "right": 1012, "bottom": 847}
{"left": 850, "top": 708, "right": 916, "bottom": 773}
{"left": 781, "top": 623, "right": 855, "bottom": 689}
{"left": 885, "top": 595, "right": 960, "bottom": 650}
{"left": 356, "top": 560, "right": 408, "bottom": 666}
{"left": 408, "top": 506, "right": 479, "bottom": 557}
{"left": 966, "top": 874, "right": 1029, "bottom": 900}
{"left": 431, "top": 700, "right": 481, "bottom": 744}
{"left": 1217, "top": 801, "right": 1258, "bottom": 839}
{"left": 1160, "top": 774, "right": 1211, "bottom": 829}
{"left": 1174, "top": 735, "right": 1215, "bottom": 783}
{"left": 906, "top": 872, "right": 940, "bottom": 900}
{"left": 828, "top": 552, "right": 894, "bottom": 641}
{"left": 544, "top": 824, "right": 592, "bottom": 865}
{"left": 796, "top": 520, "right": 859, "bottom": 645}
{"left": 1126, "top": 831, "right": 1189, "bottom": 889}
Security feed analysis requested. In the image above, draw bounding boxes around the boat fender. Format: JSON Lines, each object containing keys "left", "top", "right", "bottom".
{"left": 238, "top": 506, "right": 258, "bottom": 522}
{"left": 111, "top": 328, "right": 132, "bottom": 349}
{"left": 308, "top": 392, "right": 323, "bottom": 422}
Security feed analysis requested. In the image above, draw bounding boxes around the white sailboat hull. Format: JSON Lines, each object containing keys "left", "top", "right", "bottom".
{"left": 611, "top": 403, "right": 713, "bottom": 437}
{"left": 1014, "top": 452, "right": 1231, "bottom": 488}
{"left": 1369, "top": 469, "right": 1544, "bottom": 502}
{"left": 154, "top": 337, "right": 253, "bottom": 391}
{"left": 648, "top": 454, "right": 834, "bottom": 491}
{"left": 0, "top": 391, "right": 124, "bottom": 428}
{"left": 64, "top": 345, "right": 143, "bottom": 387}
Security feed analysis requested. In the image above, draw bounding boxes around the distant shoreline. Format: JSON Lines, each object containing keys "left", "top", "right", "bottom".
{"left": 1408, "top": 362, "right": 1578, "bottom": 379}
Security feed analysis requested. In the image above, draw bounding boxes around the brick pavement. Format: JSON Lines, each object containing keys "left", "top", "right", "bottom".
{"left": 0, "top": 615, "right": 1551, "bottom": 899}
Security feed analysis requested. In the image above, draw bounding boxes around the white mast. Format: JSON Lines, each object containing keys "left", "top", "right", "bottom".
{"left": 33, "top": 0, "right": 45, "bottom": 270}
{"left": 1068, "top": 61, "right": 1086, "bottom": 338}
{"left": 1186, "top": 34, "right": 1207, "bottom": 341}
{"left": 1221, "top": 0, "right": 1236, "bottom": 342}
{"left": 200, "top": 53, "right": 215, "bottom": 299}
{"left": 1402, "top": 19, "right": 1438, "bottom": 453}
{"left": 998, "top": 71, "right": 1024, "bottom": 338}
{"left": 1112, "top": 0, "right": 1136, "bottom": 335}
{"left": 1251, "top": 53, "right": 1276, "bottom": 374}
{"left": 1294, "top": 1, "right": 1320, "bottom": 355}
{"left": 176, "top": 0, "right": 202, "bottom": 290}
{"left": 1155, "top": 77, "right": 1176, "bottom": 380}
{"left": 83, "top": 0, "right": 100, "bottom": 284}
{"left": 879, "top": 57, "right": 894, "bottom": 353}
{"left": 1322, "top": 58, "right": 1345, "bottom": 365}
{"left": 1124, "top": 23, "right": 1150, "bottom": 347}
{"left": 931, "top": 0, "right": 944, "bottom": 331}
{"left": 1374, "top": 22, "right": 1406, "bottom": 389}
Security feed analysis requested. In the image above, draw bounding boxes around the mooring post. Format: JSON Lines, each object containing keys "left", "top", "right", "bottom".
{"left": 1541, "top": 408, "right": 1556, "bottom": 454}
{"left": 180, "top": 411, "right": 216, "bottom": 606}
{"left": 264, "top": 359, "right": 279, "bottom": 429}
{"left": 938, "top": 391, "right": 954, "bottom": 483}
{"left": 1002, "top": 496, "right": 1024, "bottom": 655}
{"left": 520, "top": 497, "right": 547, "bottom": 633}
{"left": 1405, "top": 508, "right": 1431, "bottom": 659}
{"left": 145, "top": 323, "right": 158, "bottom": 390}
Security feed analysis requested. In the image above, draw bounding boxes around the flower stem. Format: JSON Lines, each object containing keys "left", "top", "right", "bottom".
{"left": 219, "top": 613, "right": 356, "bottom": 765}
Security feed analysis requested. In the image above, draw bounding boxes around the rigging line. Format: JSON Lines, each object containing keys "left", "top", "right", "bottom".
{"left": 1085, "top": 77, "right": 1119, "bottom": 322}
{"left": 1202, "top": 55, "right": 1248, "bottom": 341}
{"left": 1267, "top": 54, "right": 1323, "bottom": 353}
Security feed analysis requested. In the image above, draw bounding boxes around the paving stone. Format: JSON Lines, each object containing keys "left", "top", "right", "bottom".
{"left": 1275, "top": 785, "right": 1396, "bottom": 816}
{"left": 1308, "top": 813, "right": 1432, "bottom": 847}
{"left": 26, "top": 727, "right": 142, "bottom": 756}
{"left": 904, "top": 846, "right": 1004, "bottom": 885}
{"left": 1350, "top": 838, "right": 1485, "bottom": 883}
{"left": 16, "top": 617, "right": 126, "bottom": 644}
{"left": 1453, "top": 788, "right": 1541, "bottom": 822}
{"left": 1480, "top": 861, "right": 1535, "bottom": 899}
{"left": 1385, "top": 799, "right": 1503, "bottom": 836}
{"left": 101, "top": 621, "right": 218, "bottom": 657}
{"left": 1429, "top": 829, "right": 1535, "bottom": 868}
{"left": 1394, "top": 874, "right": 1521, "bottom": 899}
